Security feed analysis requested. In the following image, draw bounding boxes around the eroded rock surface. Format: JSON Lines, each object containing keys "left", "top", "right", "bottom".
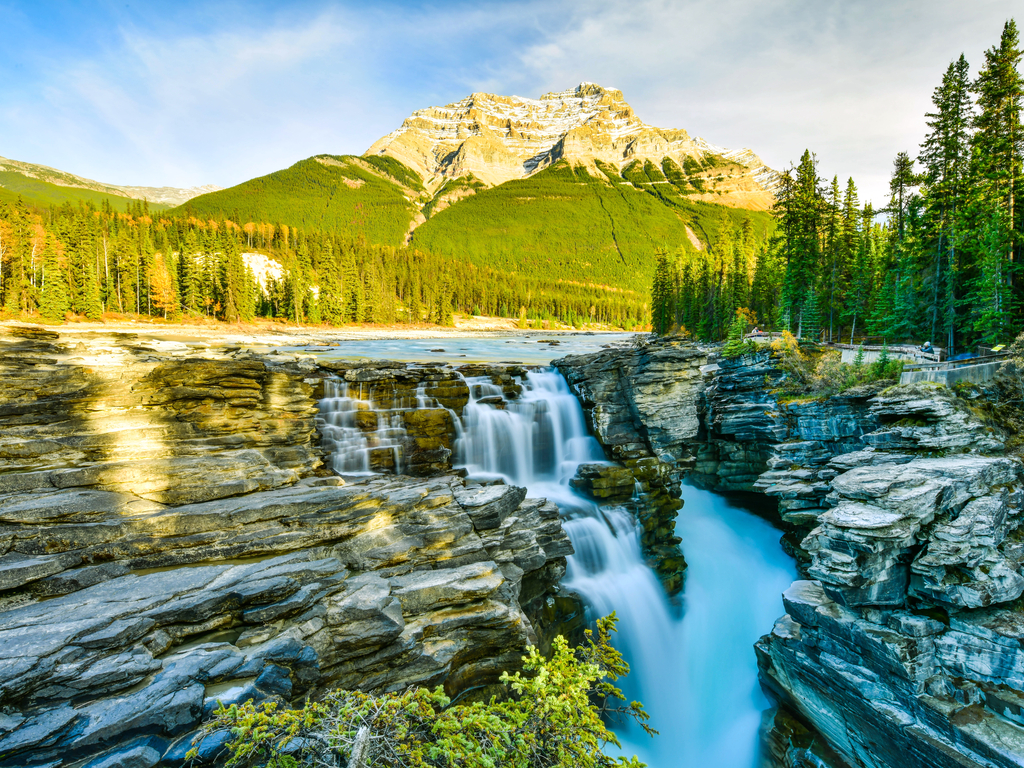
{"left": 0, "top": 328, "right": 575, "bottom": 768}
{"left": 554, "top": 340, "right": 702, "bottom": 593}
{"left": 751, "top": 374, "right": 1024, "bottom": 767}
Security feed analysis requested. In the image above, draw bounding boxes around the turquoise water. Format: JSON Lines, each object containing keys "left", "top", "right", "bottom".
{"left": 295, "top": 331, "right": 635, "bottom": 365}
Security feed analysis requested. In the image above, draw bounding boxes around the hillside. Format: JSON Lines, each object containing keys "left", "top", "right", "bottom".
{"left": 0, "top": 155, "right": 216, "bottom": 210}
{"left": 0, "top": 170, "right": 171, "bottom": 212}
{"left": 410, "top": 159, "right": 775, "bottom": 293}
{"left": 366, "top": 82, "right": 779, "bottom": 210}
{"left": 176, "top": 154, "right": 426, "bottom": 247}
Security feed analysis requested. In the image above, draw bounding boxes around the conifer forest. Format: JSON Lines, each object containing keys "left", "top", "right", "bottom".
{"left": 651, "top": 20, "right": 1024, "bottom": 353}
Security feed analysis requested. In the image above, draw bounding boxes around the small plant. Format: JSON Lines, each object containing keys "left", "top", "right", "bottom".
{"left": 722, "top": 312, "right": 757, "bottom": 359}
{"left": 193, "top": 615, "right": 653, "bottom": 768}
{"left": 769, "top": 330, "right": 813, "bottom": 390}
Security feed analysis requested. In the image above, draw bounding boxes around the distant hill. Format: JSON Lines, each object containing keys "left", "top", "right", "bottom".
{"left": 0, "top": 155, "right": 218, "bottom": 211}
{"left": 176, "top": 154, "right": 426, "bottom": 247}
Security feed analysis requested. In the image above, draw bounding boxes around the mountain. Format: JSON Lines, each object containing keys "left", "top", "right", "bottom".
{"left": 0, "top": 155, "right": 219, "bottom": 210}
{"left": 177, "top": 82, "right": 778, "bottom": 295}
{"left": 366, "top": 82, "right": 779, "bottom": 211}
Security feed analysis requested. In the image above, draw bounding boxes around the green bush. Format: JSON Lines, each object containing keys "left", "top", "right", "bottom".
{"left": 722, "top": 313, "right": 756, "bottom": 359}
{"left": 193, "top": 615, "right": 653, "bottom": 768}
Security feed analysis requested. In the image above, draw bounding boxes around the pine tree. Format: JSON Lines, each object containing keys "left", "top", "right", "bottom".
{"left": 651, "top": 248, "right": 675, "bottom": 335}
{"left": 973, "top": 19, "right": 1023, "bottom": 282}
{"left": 800, "top": 282, "right": 821, "bottom": 342}
{"left": 778, "top": 150, "right": 824, "bottom": 329}
{"left": 38, "top": 235, "right": 69, "bottom": 322}
{"left": 920, "top": 54, "right": 973, "bottom": 352}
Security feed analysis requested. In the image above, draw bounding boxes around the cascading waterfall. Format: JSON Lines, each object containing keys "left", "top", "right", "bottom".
{"left": 320, "top": 366, "right": 796, "bottom": 767}
{"left": 319, "top": 379, "right": 437, "bottom": 475}
{"left": 455, "top": 369, "right": 796, "bottom": 767}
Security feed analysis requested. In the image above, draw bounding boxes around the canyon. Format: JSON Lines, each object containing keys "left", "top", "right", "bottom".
{"left": 3, "top": 324, "right": 1024, "bottom": 768}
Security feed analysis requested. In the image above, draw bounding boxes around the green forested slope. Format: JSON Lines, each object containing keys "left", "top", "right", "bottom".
{"left": 0, "top": 171, "right": 169, "bottom": 212}
{"left": 410, "top": 161, "right": 774, "bottom": 294}
{"left": 176, "top": 155, "right": 423, "bottom": 247}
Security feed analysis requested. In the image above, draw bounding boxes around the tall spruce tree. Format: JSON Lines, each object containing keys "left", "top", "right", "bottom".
{"left": 777, "top": 150, "right": 824, "bottom": 333}
{"left": 920, "top": 54, "right": 973, "bottom": 351}
{"left": 38, "top": 234, "right": 69, "bottom": 322}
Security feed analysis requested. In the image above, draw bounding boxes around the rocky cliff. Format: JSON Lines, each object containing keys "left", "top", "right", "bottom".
{"left": 0, "top": 328, "right": 577, "bottom": 768}
{"left": 555, "top": 338, "right": 1024, "bottom": 768}
{"left": 554, "top": 340, "right": 706, "bottom": 594}
{"left": 366, "top": 82, "right": 779, "bottom": 209}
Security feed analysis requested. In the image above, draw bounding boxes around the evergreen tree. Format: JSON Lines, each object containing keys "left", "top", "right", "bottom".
{"left": 777, "top": 150, "right": 824, "bottom": 329}
{"left": 651, "top": 248, "right": 676, "bottom": 335}
{"left": 920, "top": 54, "right": 974, "bottom": 352}
{"left": 800, "top": 282, "right": 821, "bottom": 342}
{"left": 38, "top": 235, "right": 69, "bottom": 322}
{"left": 972, "top": 19, "right": 1023, "bottom": 279}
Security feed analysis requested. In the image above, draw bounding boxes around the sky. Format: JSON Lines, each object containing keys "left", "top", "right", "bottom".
{"left": 0, "top": 0, "right": 1021, "bottom": 207}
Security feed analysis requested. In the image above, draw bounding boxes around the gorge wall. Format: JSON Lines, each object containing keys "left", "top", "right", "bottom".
{"left": 0, "top": 328, "right": 577, "bottom": 768}
{"left": 555, "top": 338, "right": 1024, "bottom": 768}
{"left": 11, "top": 324, "right": 1024, "bottom": 768}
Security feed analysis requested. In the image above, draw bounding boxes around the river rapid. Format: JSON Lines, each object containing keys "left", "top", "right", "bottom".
{"left": 319, "top": 339, "right": 796, "bottom": 767}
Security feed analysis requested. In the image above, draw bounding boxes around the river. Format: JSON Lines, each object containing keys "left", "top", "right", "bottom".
{"left": 318, "top": 343, "right": 796, "bottom": 768}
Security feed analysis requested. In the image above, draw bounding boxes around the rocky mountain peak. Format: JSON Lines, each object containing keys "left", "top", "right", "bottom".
{"left": 365, "top": 82, "right": 778, "bottom": 210}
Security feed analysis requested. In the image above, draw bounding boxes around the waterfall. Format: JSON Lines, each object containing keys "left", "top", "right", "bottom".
{"left": 320, "top": 366, "right": 796, "bottom": 767}
{"left": 319, "top": 379, "right": 436, "bottom": 475}
{"left": 455, "top": 369, "right": 796, "bottom": 767}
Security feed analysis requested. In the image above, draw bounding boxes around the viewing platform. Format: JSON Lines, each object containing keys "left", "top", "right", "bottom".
{"left": 899, "top": 352, "right": 1009, "bottom": 387}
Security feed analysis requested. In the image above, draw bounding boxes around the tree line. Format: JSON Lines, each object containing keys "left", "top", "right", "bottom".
{"left": 0, "top": 197, "right": 649, "bottom": 329}
{"left": 653, "top": 19, "right": 1023, "bottom": 353}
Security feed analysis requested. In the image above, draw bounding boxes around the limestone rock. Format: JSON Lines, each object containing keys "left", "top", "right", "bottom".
{"left": 365, "top": 83, "right": 779, "bottom": 211}
{"left": 0, "top": 331, "right": 575, "bottom": 768}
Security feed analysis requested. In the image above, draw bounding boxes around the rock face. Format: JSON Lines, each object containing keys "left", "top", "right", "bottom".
{"left": 555, "top": 339, "right": 706, "bottom": 465}
{"left": 751, "top": 379, "right": 1024, "bottom": 766}
{"left": 0, "top": 329, "right": 575, "bottom": 768}
{"left": 365, "top": 83, "right": 779, "bottom": 209}
{"left": 557, "top": 339, "right": 1024, "bottom": 767}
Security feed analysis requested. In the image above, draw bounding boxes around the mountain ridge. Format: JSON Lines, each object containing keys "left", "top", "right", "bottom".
{"left": 365, "top": 82, "right": 779, "bottom": 211}
{"left": 0, "top": 155, "right": 219, "bottom": 207}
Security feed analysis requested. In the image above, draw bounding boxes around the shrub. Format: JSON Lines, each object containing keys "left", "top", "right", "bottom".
{"left": 193, "top": 615, "right": 653, "bottom": 768}
{"left": 769, "top": 330, "right": 813, "bottom": 390}
{"left": 722, "top": 312, "right": 756, "bottom": 359}
{"left": 811, "top": 350, "right": 855, "bottom": 395}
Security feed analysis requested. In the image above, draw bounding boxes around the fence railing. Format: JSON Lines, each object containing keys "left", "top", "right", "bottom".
{"left": 902, "top": 352, "right": 1010, "bottom": 372}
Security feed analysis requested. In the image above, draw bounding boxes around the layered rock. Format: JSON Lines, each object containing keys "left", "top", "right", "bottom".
{"left": 692, "top": 351, "right": 787, "bottom": 492}
{"left": 754, "top": 378, "right": 1024, "bottom": 767}
{"left": 366, "top": 83, "right": 779, "bottom": 209}
{"left": 0, "top": 328, "right": 576, "bottom": 768}
{"left": 555, "top": 339, "right": 706, "bottom": 464}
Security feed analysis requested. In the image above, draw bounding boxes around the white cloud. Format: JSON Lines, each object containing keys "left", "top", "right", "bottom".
{"left": 1, "top": 0, "right": 1021, "bottom": 206}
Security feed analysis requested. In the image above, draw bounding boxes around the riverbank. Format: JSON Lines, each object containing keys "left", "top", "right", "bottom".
{"left": 0, "top": 313, "right": 636, "bottom": 349}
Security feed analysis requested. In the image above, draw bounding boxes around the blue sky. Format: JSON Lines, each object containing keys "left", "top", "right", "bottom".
{"left": 0, "top": 0, "right": 1020, "bottom": 206}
